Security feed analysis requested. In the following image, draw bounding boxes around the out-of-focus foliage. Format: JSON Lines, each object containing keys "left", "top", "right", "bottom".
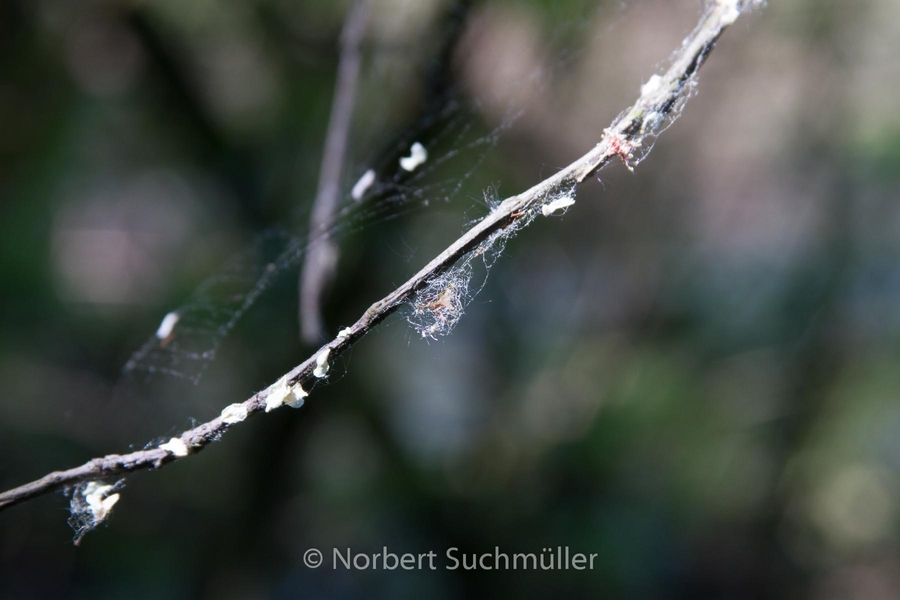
{"left": 2, "top": 0, "right": 900, "bottom": 598}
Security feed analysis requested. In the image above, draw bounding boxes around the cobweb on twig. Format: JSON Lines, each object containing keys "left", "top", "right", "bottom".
{"left": 406, "top": 183, "right": 578, "bottom": 339}
{"left": 66, "top": 479, "right": 126, "bottom": 545}
{"left": 122, "top": 102, "right": 524, "bottom": 385}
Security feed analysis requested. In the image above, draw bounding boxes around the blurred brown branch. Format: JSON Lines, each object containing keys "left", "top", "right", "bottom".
{"left": 300, "top": 0, "right": 371, "bottom": 344}
{"left": 0, "top": 0, "right": 759, "bottom": 523}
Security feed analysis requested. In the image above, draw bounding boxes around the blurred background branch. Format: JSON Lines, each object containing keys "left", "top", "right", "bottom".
{"left": 300, "top": 0, "right": 371, "bottom": 344}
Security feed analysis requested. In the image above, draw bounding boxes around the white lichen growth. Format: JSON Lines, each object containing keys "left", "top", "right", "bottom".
{"left": 337, "top": 327, "right": 352, "bottom": 339}
{"left": 82, "top": 482, "right": 120, "bottom": 524}
{"left": 220, "top": 403, "right": 249, "bottom": 424}
{"left": 159, "top": 437, "right": 190, "bottom": 457}
{"left": 399, "top": 142, "right": 428, "bottom": 172}
{"left": 313, "top": 348, "right": 331, "bottom": 378}
{"left": 351, "top": 169, "right": 376, "bottom": 201}
{"left": 541, "top": 196, "right": 576, "bottom": 217}
{"left": 265, "top": 375, "right": 308, "bottom": 412}
{"left": 155, "top": 311, "right": 179, "bottom": 340}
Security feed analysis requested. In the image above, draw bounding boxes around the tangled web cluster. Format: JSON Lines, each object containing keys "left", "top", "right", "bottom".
{"left": 407, "top": 184, "right": 576, "bottom": 339}
{"left": 67, "top": 480, "right": 124, "bottom": 545}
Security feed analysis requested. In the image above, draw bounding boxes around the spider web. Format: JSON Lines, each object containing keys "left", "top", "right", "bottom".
{"left": 120, "top": 0, "right": 608, "bottom": 388}
{"left": 123, "top": 106, "right": 521, "bottom": 384}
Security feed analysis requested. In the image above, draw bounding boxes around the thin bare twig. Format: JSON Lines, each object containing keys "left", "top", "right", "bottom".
{"left": 0, "top": 0, "right": 757, "bottom": 514}
{"left": 300, "top": 0, "right": 371, "bottom": 343}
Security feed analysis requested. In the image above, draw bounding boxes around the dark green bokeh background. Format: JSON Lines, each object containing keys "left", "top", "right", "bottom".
{"left": 2, "top": 0, "right": 900, "bottom": 598}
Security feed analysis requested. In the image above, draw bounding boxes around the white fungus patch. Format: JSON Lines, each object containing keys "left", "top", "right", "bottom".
{"left": 220, "top": 403, "right": 249, "bottom": 424}
{"left": 541, "top": 196, "right": 576, "bottom": 217}
{"left": 313, "top": 348, "right": 331, "bottom": 378}
{"left": 265, "top": 375, "right": 308, "bottom": 412}
{"left": 399, "top": 142, "right": 428, "bottom": 172}
{"left": 337, "top": 327, "right": 352, "bottom": 339}
{"left": 155, "top": 311, "right": 180, "bottom": 340}
{"left": 159, "top": 437, "right": 190, "bottom": 457}
{"left": 351, "top": 169, "right": 376, "bottom": 201}
{"left": 82, "top": 482, "right": 120, "bottom": 524}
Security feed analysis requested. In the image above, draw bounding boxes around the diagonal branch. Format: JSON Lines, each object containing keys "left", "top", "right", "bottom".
{"left": 300, "top": 0, "right": 371, "bottom": 343}
{"left": 0, "top": 0, "right": 758, "bottom": 514}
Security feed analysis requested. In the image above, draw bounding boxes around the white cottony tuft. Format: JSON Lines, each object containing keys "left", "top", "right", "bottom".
{"left": 265, "top": 380, "right": 286, "bottom": 412}
{"left": 155, "top": 312, "right": 180, "bottom": 340}
{"left": 82, "top": 482, "right": 120, "bottom": 524}
{"left": 641, "top": 74, "right": 663, "bottom": 96}
{"left": 399, "top": 142, "right": 428, "bottom": 172}
{"left": 337, "top": 327, "right": 352, "bottom": 339}
{"left": 351, "top": 169, "right": 376, "bottom": 201}
{"left": 265, "top": 375, "right": 308, "bottom": 412}
{"left": 718, "top": 0, "right": 742, "bottom": 25}
{"left": 220, "top": 403, "right": 249, "bottom": 424}
{"left": 541, "top": 196, "right": 576, "bottom": 217}
{"left": 284, "top": 388, "right": 307, "bottom": 409}
{"left": 159, "top": 437, "right": 190, "bottom": 457}
{"left": 313, "top": 348, "right": 331, "bottom": 378}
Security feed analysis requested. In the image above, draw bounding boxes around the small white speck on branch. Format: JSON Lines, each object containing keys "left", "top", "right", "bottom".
{"left": 399, "top": 142, "right": 428, "bottom": 172}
